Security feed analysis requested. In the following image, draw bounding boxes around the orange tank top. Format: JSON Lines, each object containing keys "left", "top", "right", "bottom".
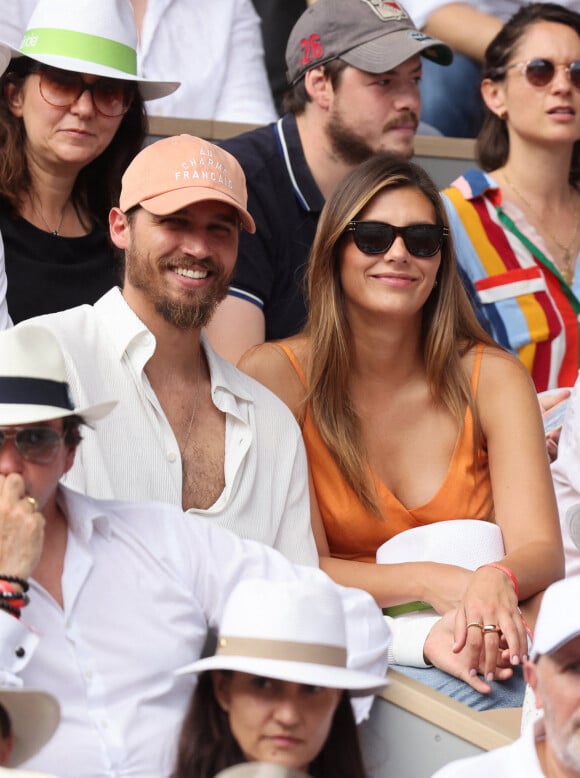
{"left": 278, "top": 343, "right": 494, "bottom": 563}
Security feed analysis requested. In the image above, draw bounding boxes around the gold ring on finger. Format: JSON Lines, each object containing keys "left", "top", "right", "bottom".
{"left": 466, "top": 622, "right": 484, "bottom": 630}
{"left": 482, "top": 624, "right": 502, "bottom": 634}
{"left": 25, "top": 496, "right": 38, "bottom": 511}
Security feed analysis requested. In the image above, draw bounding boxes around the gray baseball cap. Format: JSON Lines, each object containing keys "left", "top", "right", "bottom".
{"left": 286, "top": 0, "right": 453, "bottom": 85}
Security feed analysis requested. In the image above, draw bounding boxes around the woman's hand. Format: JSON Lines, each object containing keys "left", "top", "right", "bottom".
{"left": 451, "top": 565, "right": 529, "bottom": 680}
{"left": 424, "top": 609, "right": 514, "bottom": 693}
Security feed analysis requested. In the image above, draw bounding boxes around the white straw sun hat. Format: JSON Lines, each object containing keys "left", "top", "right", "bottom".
{"left": 0, "top": 0, "right": 179, "bottom": 100}
{"left": 0, "top": 688, "right": 60, "bottom": 767}
{"left": 177, "top": 578, "right": 389, "bottom": 695}
{"left": 0, "top": 325, "right": 116, "bottom": 425}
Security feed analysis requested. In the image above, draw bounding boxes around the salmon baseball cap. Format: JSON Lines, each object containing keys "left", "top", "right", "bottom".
{"left": 119, "top": 134, "right": 256, "bottom": 233}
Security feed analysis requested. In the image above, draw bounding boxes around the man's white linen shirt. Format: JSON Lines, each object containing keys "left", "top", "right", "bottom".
{"left": 431, "top": 716, "right": 548, "bottom": 777}
{"left": 0, "top": 487, "right": 390, "bottom": 778}
{"left": 30, "top": 287, "right": 317, "bottom": 566}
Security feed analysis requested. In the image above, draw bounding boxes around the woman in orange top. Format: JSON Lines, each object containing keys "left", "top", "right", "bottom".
{"left": 239, "top": 153, "right": 563, "bottom": 698}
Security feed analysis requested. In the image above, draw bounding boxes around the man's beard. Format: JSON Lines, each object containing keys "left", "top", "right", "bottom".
{"left": 326, "top": 109, "right": 419, "bottom": 165}
{"left": 543, "top": 689, "right": 580, "bottom": 774}
{"left": 126, "top": 247, "right": 232, "bottom": 330}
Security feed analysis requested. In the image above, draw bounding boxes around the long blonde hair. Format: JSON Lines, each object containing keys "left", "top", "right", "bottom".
{"left": 305, "top": 153, "right": 497, "bottom": 516}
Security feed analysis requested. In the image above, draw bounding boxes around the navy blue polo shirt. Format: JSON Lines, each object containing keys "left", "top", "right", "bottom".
{"left": 221, "top": 113, "right": 324, "bottom": 340}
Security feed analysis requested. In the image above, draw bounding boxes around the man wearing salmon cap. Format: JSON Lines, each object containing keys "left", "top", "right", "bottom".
{"left": 23, "top": 133, "right": 318, "bottom": 566}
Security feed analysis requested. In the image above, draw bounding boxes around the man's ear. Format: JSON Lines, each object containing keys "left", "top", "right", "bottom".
{"left": 524, "top": 660, "right": 544, "bottom": 710}
{"left": 304, "top": 66, "right": 335, "bottom": 111}
{"left": 63, "top": 443, "right": 77, "bottom": 475}
{"left": 109, "top": 207, "right": 132, "bottom": 251}
{"left": 211, "top": 671, "right": 232, "bottom": 713}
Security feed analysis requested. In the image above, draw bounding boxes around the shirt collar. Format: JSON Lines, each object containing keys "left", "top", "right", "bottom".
{"left": 94, "top": 287, "right": 156, "bottom": 365}
{"left": 454, "top": 169, "right": 501, "bottom": 205}
{"left": 95, "top": 289, "right": 256, "bottom": 419}
{"left": 275, "top": 114, "right": 325, "bottom": 213}
{"left": 59, "top": 485, "right": 113, "bottom": 542}
{"left": 202, "top": 332, "right": 255, "bottom": 418}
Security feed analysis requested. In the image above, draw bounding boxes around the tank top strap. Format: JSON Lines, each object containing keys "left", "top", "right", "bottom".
{"left": 274, "top": 342, "right": 307, "bottom": 387}
{"left": 470, "top": 343, "right": 485, "bottom": 395}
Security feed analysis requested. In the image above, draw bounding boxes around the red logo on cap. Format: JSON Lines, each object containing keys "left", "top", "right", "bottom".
{"left": 299, "top": 33, "right": 324, "bottom": 67}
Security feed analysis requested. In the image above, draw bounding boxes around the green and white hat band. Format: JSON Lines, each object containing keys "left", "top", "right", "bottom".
{"left": 21, "top": 28, "right": 138, "bottom": 76}
{"left": 0, "top": 0, "right": 179, "bottom": 102}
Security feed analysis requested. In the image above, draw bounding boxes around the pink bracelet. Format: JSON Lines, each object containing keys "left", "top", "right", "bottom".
{"left": 477, "top": 563, "right": 520, "bottom": 600}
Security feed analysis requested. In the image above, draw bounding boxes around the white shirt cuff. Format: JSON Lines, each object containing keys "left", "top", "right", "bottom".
{"left": 384, "top": 612, "right": 441, "bottom": 668}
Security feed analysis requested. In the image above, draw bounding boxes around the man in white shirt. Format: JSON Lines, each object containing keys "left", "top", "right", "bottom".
{"left": 0, "top": 324, "right": 390, "bottom": 778}
{"left": 432, "top": 575, "right": 580, "bottom": 777}
{"left": 28, "top": 134, "right": 318, "bottom": 566}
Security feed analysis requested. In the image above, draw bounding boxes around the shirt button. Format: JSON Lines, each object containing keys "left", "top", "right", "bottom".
{"left": 167, "top": 451, "right": 177, "bottom": 463}
{"left": 15, "top": 647, "right": 25, "bottom": 658}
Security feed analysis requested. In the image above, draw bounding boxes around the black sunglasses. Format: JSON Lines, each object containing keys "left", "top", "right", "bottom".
{"left": 346, "top": 221, "right": 447, "bottom": 258}
{"left": 492, "top": 58, "right": 580, "bottom": 89}
{"left": 0, "top": 427, "right": 64, "bottom": 464}
{"left": 31, "top": 64, "right": 134, "bottom": 117}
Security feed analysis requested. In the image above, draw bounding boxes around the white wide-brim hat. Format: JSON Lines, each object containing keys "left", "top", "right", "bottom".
{"left": 0, "top": 688, "right": 60, "bottom": 767}
{"left": 0, "top": 325, "right": 116, "bottom": 425}
{"left": 0, "top": 0, "right": 179, "bottom": 101}
{"left": 177, "top": 578, "right": 389, "bottom": 696}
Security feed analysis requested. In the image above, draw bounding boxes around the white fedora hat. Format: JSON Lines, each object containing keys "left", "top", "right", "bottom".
{"left": 215, "top": 764, "right": 309, "bottom": 778}
{"left": 177, "top": 578, "right": 389, "bottom": 696}
{"left": 0, "top": 688, "right": 60, "bottom": 767}
{"left": 0, "top": 0, "right": 179, "bottom": 101}
{"left": 0, "top": 325, "right": 116, "bottom": 425}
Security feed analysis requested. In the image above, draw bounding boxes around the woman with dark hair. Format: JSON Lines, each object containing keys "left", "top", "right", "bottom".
{"left": 239, "top": 152, "right": 563, "bottom": 707}
{"left": 0, "top": 0, "right": 178, "bottom": 323}
{"left": 443, "top": 3, "right": 580, "bottom": 392}
{"left": 171, "top": 578, "right": 387, "bottom": 778}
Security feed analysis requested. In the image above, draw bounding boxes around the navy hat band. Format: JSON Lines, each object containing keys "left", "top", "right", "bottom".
{"left": 0, "top": 377, "right": 74, "bottom": 410}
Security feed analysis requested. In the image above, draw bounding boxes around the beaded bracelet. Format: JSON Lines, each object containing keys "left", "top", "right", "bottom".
{"left": 0, "top": 599, "right": 20, "bottom": 619}
{"left": 477, "top": 563, "right": 520, "bottom": 600}
{"left": 0, "top": 591, "right": 29, "bottom": 608}
{"left": 0, "top": 575, "right": 29, "bottom": 593}
{"left": 0, "top": 580, "right": 29, "bottom": 610}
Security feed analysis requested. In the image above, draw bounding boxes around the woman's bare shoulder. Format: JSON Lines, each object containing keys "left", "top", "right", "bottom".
{"left": 237, "top": 336, "right": 310, "bottom": 418}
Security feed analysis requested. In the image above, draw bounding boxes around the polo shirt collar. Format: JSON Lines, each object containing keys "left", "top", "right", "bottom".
{"left": 275, "top": 113, "right": 325, "bottom": 213}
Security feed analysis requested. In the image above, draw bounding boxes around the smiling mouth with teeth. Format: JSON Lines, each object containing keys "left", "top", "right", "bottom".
{"left": 175, "top": 268, "right": 209, "bottom": 279}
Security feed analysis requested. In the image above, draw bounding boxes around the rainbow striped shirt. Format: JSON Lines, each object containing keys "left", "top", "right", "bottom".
{"left": 443, "top": 169, "right": 580, "bottom": 391}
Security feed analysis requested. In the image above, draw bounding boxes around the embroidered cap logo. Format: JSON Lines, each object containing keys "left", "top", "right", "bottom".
{"left": 360, "top": 0, "right": 409, "bottom": 21}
